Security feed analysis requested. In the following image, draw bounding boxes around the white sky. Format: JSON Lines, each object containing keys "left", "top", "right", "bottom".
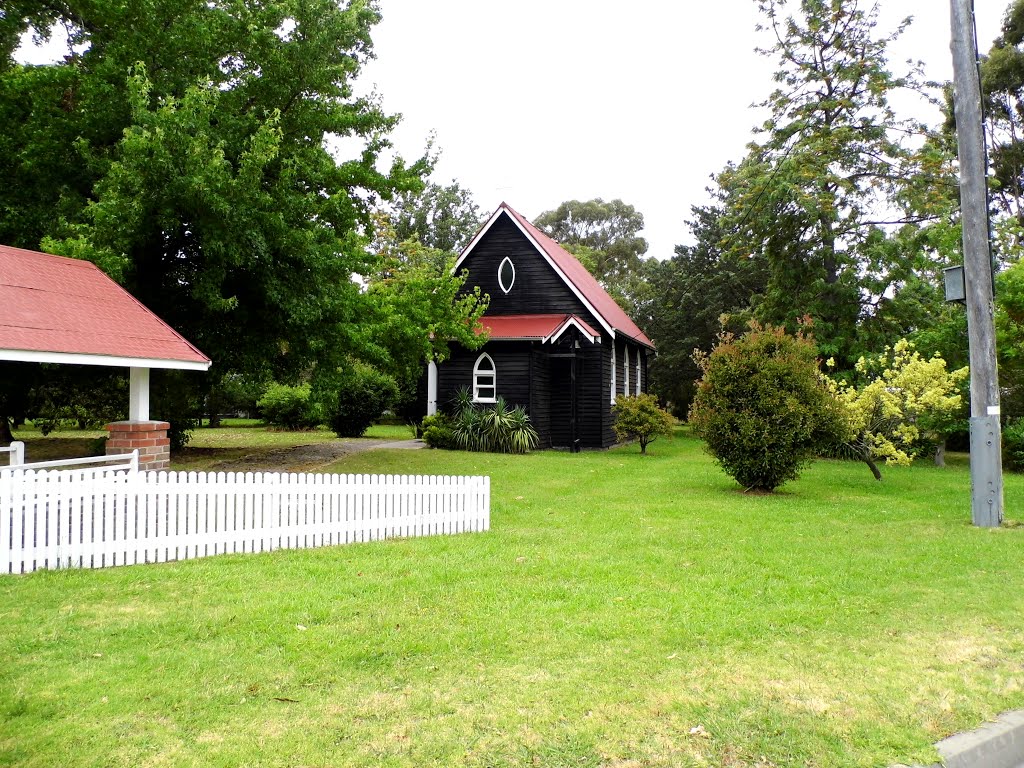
{"left": 15, "top": 1, "right": 1011, "bottom": 258}
{"left": 362, "top": 0, "right": 1009, "bottom": 258}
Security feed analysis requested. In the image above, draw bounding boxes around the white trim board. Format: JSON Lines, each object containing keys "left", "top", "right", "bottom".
{"left": 0, "top": 348, "right": 211, "bottom": 371}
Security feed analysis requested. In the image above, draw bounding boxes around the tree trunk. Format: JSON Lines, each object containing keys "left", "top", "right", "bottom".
{"left": 207, "top": 385, "right": 222, "bottom": 428}
{"left": 0, "top": 414, "right": 13, "bottom": 445}
{"left": 934, "top": 440, "right": 946, "bottom": 468}
{"left": 861, "top": 448, "right": 882, "bottom": 481}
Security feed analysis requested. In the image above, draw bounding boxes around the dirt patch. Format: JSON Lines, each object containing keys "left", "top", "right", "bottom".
{"left": 207, "top": 438, "right": 425, "bottom": 474}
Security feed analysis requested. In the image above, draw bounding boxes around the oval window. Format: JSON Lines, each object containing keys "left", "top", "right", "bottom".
{"left": 498, "top": 257, "right": 515, "bottom": 294}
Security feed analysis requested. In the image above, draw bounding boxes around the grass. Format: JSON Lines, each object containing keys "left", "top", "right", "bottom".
{"left": 2, "top": 429, "right": 1024, "bottom": 767}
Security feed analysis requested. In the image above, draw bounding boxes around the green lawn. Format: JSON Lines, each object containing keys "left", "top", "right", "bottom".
{"left": 2, "top": 430, "right": 1023, "bottom": 767}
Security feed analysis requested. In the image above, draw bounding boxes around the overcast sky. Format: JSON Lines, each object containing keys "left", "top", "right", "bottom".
{"left": 14, "top": 1, "right": 1013, "bottom": 259}
{"left": 361, "top": 0, "right": 1010, "bottom": 258}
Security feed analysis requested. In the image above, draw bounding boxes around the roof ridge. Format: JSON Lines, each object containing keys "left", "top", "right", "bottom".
{"left": 495, "top": 205, "right": 654, "bottom": 349}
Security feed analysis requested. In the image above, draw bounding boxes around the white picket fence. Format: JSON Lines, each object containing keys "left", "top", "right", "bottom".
{"left": 0, "top": 463, "right": 490, "bottom": 574}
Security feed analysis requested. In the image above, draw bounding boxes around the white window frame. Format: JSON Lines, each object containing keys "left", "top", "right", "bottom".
{"left": 624, "top": 346, "right": 630, "bottom": 396}
{"left": 473, "top": 352, "right": 497, "bottom": 403}
{"left": 635, "top": 351, "right": 642, "bottom": 395}
{"left": 498, "top": 256, "right": 516, "bottom": 294}
{"left": 610, "top": 344, "right": 617, "bottom": 404}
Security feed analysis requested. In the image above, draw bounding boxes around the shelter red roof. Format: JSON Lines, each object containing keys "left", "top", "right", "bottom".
{"left": 491, "top": 204, "right": 654, "bottom": 349}
{"left": 0, "top": 245, "right": 210, "bottom": 369}
{"left": 481, "top": 314, "right": 601, "bottom": 344}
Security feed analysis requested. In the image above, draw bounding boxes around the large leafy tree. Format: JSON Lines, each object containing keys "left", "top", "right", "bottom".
{"left": 646, "top": 203, "right": 768, "bottom": 416}
{"left": 392, "top": 179, "right": 481, "bottom": 254}
{"left": 361, "top": 213, "right": 488, "bottom": 413}
{"left": 534, "top": 198, "right": 653, "bottom": 320}
{"left": 980, "top": 0, "right": 1024, "bottom": 225}
{"left": 1, "top": 0, "right": 428, "bottom": 420}
{"left": 719, "top": 0, "right": 952, "bottom": 364}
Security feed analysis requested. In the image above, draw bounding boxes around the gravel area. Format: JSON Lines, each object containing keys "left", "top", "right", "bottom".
{"left": 207, "top": 438, "right": 425, "bottom": 474}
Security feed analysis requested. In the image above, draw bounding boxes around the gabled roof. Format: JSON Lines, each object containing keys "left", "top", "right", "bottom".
{"left": 481, "top": 314, "right": 601, "bottom": 345}
{"left": 456, "top": 203, "right": 654, "bottom": 349}
{"left": 0, "top": 245, "right": 211, "bottom": 370}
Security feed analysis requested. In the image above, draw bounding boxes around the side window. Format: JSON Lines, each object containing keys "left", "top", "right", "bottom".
{"left": 635, "top": 351, "right": 642, "bottom": 395}
{"left": 610, "top": 344, "right": 617, "bottom": 404}
{"left": 624, "top": 346, "right": 630, "bottom": 396}
{"left": 473, "top": 353, "right": 497, "bottom": 403}
{"left": 498, "top": 257, "right": 515, "bottom": 294}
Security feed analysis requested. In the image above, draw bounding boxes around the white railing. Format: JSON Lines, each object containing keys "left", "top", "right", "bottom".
{"left": 0, "top": 449, "right": 138, "bottom": 474}
{"left": 0, "top": 468, "right": 490, "bottom": 574}
{"left": 1, "top": 441, "right": 25, "bottom": 467}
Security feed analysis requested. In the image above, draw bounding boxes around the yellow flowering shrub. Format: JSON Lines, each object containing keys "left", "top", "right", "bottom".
{"left": 826, "top": 339, "right": 968, "bottom": 477}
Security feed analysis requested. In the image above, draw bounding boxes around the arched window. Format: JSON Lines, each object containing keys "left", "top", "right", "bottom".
{"left": 610, "top": 344, "right": 617, "bottom": 404}
{"left": 498, "top": 257, "right": 515, "bottom": 294}
{"left": 635, "top": 351, "right": 642, "bottom": 395}
{"left": 473, "top": 353, "right": 497, "bottom": 403}
{"left": 624, "top": 346, "right": 630, "bottom": 396}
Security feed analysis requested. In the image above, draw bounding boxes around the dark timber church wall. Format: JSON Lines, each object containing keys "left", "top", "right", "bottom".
{"left": 427, "top": 209, "right": 653, "bottom": 450}
{"left": 436, "top": 339, "right": 616, "bottom": 449}
{"left": 463, "top": 215, "right": 599, "bottom": 322}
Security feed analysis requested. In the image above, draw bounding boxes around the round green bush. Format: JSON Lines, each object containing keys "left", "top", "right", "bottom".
{"left": 689, "top": 323, "right": 846, "bottom": 492}
{"left": 327, "top": 364, "right": 399, "bottom": 438}
{"left": 257, "top": 383, "right": 319, "bottom": 430}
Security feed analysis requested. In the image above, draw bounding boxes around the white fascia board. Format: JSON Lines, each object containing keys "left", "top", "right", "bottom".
{"left": 453, "top": 207, "right": 505, "bottom": 272}
{"left": 545, "top": 318, "right": 601, "bottom": 346}
{"left": 502, "top": 216, "right": 615, "bottom": 338}
{"left": 0, "top": 348, "right": 211, "bottom": 370}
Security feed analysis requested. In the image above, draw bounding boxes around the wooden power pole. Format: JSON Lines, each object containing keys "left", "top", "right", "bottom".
{"left": 950, "top": 0, "right": 1004, "bottom": 527}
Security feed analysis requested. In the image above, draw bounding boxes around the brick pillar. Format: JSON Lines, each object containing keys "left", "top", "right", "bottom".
{"left": 106, "top": 420, "right": 171, "bottom": 471}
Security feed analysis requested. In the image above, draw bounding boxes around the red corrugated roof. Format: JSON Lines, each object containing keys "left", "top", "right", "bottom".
{"left": 0, "top": 244, "right": 210, "bottom": 368}
{"left": 482, "top": 314, "right": 601, "bottom": 343}
{"left": 497, "top": 204, "right": 654, "bottom": 349}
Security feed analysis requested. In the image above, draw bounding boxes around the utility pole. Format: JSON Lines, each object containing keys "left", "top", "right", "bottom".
{"left": 950, "top": 0, "right": 1004, "bottom": 527}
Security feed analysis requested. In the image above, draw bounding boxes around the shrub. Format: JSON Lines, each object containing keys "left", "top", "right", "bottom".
{"left": 257, "top": 383, "right": 319, "bottom": 430}
{"left": 689, "top": 323, "right": 846, "bottom": 492}
{"left": 612, "top": 394, "right": 675, "bottom": 454}
{"left": 442, "top": 390, "right": 539, "bottom": 454}
{"left": 825, "top": 340, "right": 968, "bottom": 479}
{"left": 421, "top": 413, "right": 457, "bottom": 449}
{"left": 1003, "top": 418, "right": 1024, "bottom": 472}
{"left": 327, "top": 364, "right": 400, "bottom": 438}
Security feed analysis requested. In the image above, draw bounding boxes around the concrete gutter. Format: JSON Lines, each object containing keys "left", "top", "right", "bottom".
{"left": 936, "top": 710, "right": 1024, "bottom": 768}
{"left": 896, "top": 710, "right": 1024, "bottom": 768}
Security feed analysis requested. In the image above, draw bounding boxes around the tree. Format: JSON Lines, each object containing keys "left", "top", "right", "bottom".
{"left": 392, "top": 179, "right": 481, "bottom": 253}
{"left": 646, "top": 202, "right": 769, "bottom": 416}
{"left": 826, "top": 340, "right": 968, "bottom": 479}
{"left": 718, "top": 0, "right": 952, "bottom": 365}
{"left": 361, "top": 214, "right": 489, "bottom": 415}
{"left": 534, "top": 198, "right": 653, "bottom": 319}
{"left": 2, "top": 0, "right": 428, "bottom": 434}
{"left": 689, "top": 322, "right": 847, "bottom": 492}
{"left": 979, "top": 0, "right": 1024, "bottom": 225}
{"left": 611, "top": 394, "right": 674, "bottom": 455}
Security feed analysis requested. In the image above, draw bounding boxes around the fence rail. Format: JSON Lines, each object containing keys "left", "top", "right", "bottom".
{"left": 1, "top": 441, "right": 24, "bottom": 467}
{"left": 1, "top": 468, "right": 490, "bottom": 574}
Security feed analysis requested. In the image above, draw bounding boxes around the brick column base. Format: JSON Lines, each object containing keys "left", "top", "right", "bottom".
{"left": 106, "top": 420, "right": 171, "bottom": 472}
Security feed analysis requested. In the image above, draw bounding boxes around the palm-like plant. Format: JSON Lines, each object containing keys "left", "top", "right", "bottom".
{"left": 447, "top": 392, "right": 539, "bottom": 454}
